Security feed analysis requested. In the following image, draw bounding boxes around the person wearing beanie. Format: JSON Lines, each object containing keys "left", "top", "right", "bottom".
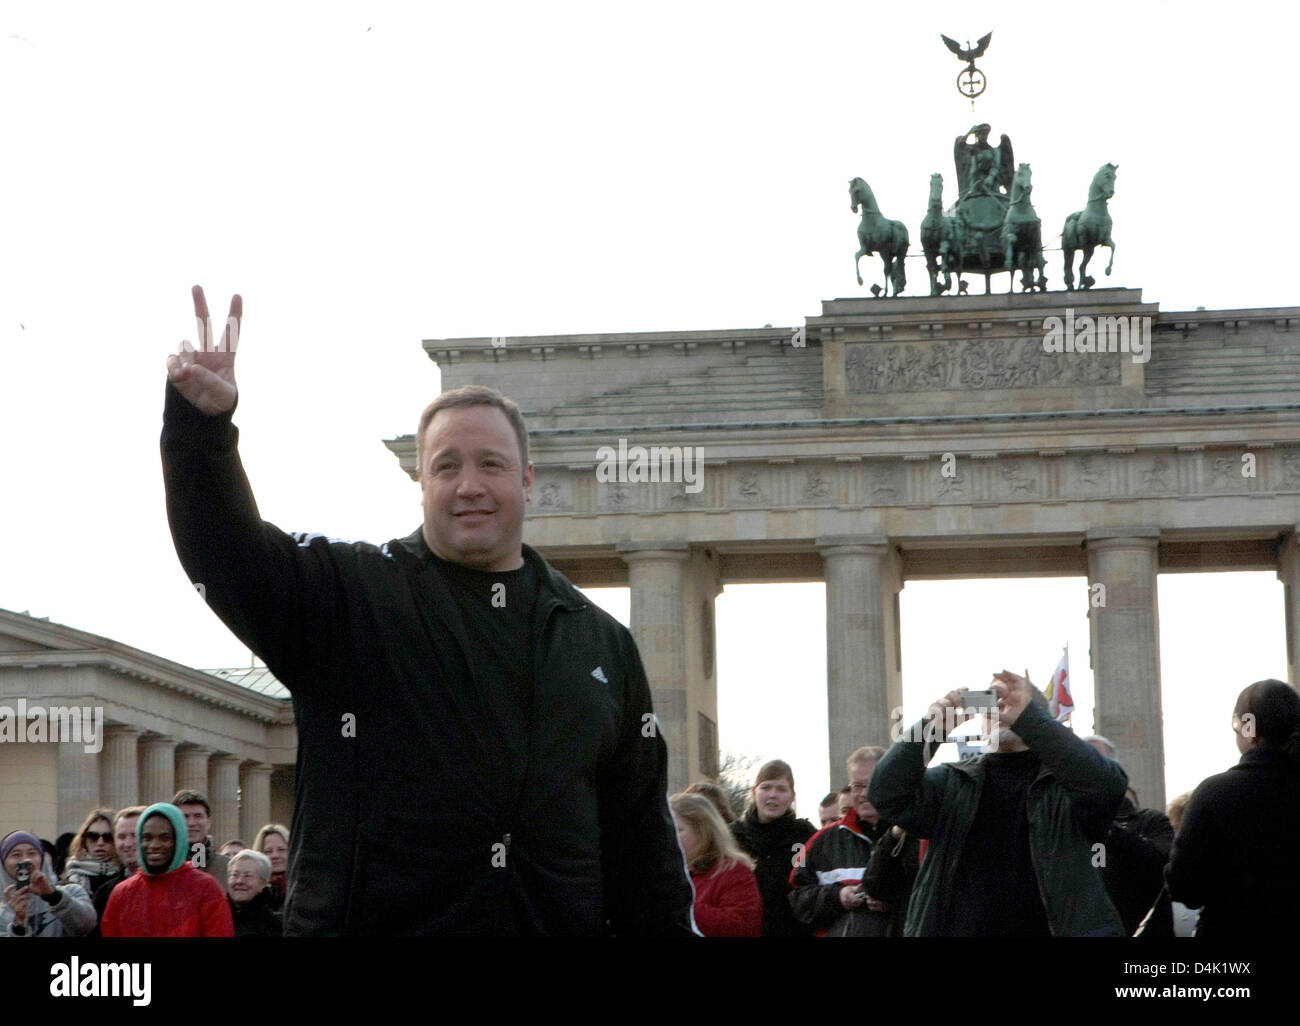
{"left": 100, "top": 804, "right": 234, "bottom": 937}
{"left": 1, "top": 830, "right": 97, "bottom": 937}
{"left": 1167, "top": 679, "right": 1300, "bottom": 940}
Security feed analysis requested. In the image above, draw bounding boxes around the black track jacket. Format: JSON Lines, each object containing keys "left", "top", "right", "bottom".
{"left": 161, "top": 383, "right": 694, "bottom": 936}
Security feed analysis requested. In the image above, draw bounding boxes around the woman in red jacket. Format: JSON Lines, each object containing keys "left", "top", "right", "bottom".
{"left": 670, "top": 793, "right": 762, "bottom": 937}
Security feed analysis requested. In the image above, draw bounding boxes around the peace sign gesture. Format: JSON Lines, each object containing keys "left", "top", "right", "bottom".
{"left": 166, "top": 285, "right": 241, "bottom": 415}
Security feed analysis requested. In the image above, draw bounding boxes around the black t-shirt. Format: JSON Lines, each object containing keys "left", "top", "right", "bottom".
{"left": 944, "top": 750, "right": 1051, "bottom": 937}
{"left": 432, "top": 555, "right": 539, "bottom": 752}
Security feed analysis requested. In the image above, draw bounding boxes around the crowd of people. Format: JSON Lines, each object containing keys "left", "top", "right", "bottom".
{"left": 1, "top": 788, "right": 290, "bottom": 937}
{"left": 668, "top": 674, "right": 1300, "bottom": 939}
{"left": 4, "top": 676, "right": 1297, "bottom": 938}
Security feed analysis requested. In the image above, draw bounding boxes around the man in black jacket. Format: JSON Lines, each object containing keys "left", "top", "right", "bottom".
{"left": 1084, "top": 736, "right": 1174, "bottom": 936}
{"left": 171, "top": 789, "right": 230, "bottom": 896}
{"left": 161, "top": 286, "right": 694, "bottom": 936}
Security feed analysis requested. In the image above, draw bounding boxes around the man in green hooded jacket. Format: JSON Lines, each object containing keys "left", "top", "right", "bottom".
{"left": 100, "top": 804, "right": 234, "bottom": 937}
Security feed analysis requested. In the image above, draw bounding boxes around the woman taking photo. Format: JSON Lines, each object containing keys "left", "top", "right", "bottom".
{"left": 1167, "top": 678, "right": 1300, "bottom": 939}
{"left": 670, "top": 793, "right": 761, "bottom": 937}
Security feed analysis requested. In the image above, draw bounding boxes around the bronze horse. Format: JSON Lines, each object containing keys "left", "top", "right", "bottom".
{"left": 1001, "top": 163, "right": 1047, "bottom": 292}
{"left": 1063, "top": 163, "right": 1118, "bottom": 290}
{"left": 920, "top": 172, "right": 966, "bottom": 295}
{"left": 850, "top": 177, "right": 909, "bottom": 297}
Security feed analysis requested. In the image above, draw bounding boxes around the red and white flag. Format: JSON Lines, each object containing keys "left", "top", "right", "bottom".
{"left": 1045, "top": 648, "right": 1073, "bottom": 722}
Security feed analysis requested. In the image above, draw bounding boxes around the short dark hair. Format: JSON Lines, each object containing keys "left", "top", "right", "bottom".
{"left": 416, "top": 385, "right": 530, "bottom": 480}
{"left": 171, "top": 790, "right": 211, "bottom": 816}
{"left": 819, "top": 792, "right": 839, "bottom": 808}
{"left": 1234, "top": 679, "right": 1300, "bottom": 752}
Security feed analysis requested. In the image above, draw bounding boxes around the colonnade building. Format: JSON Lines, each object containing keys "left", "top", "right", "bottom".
{"left": 0, "top": 608, "right": 295, "bottom": 839}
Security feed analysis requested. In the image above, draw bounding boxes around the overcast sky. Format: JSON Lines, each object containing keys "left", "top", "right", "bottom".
{"left": 1, "top": 1, "right": 1294, "bottom": 810}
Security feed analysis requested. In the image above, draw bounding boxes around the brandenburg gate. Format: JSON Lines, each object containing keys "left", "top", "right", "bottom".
{"left": 387, "top": 287, "right": 1300, "bottom": 810}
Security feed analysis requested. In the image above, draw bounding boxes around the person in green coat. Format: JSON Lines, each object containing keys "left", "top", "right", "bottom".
{"left": 869, "top": 670, "right": 1127, "bottom": 937}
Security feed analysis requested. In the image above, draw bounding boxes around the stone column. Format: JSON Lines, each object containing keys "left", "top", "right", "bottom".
{"left": 58, "top": 740, "right": 101, "bottom": 834}
{"left": 818, "top": 536, "right": 902, "bottom": 787}
{"left": 240, "top": 763, "right": 274, "bottom": 841}
{"left": 619, "top": 542, "right": 691, "bottom": 794}
{"left": 1086, "top": 528, "right": 1165, "bottom": 811}
{"left": 208, "top": 755, "right": 242, "bottom": 847}
{"left": 137, "top": 736, "right": 177, "bottom": 808}
{"left": 99, "top": 726, "right": 141, "bottom": 811}
{"left": 1278, "top": 529, "right": 1300, "bottom": 687}
{"left": 174, "top": 746, "right": 212, "bottom": 797}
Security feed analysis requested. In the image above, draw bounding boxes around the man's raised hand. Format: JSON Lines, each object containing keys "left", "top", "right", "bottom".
{"left": 925, "top": 688, "right": 967, "bottom": 740}
{"left": 166, "top": 285, "right": 240, "bottom": 415}
{"left": 991, "top": 669, "right": 1033, "bottom": 728}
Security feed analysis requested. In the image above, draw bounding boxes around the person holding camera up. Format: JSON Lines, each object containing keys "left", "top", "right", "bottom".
{"left": 869, "top": 670, "right": 1127, "bottom": 936}
{"left": 1, "top": 830, "right": 97, "bottom": 937}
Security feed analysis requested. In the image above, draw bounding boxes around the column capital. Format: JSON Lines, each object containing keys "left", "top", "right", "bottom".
{"left": 241, "top": 761, "right": 275, "bottom": 775}
{"left": 1084, "top": 527, "right": 1161, "bottom": 548}
{"left": 1278, "top": 527, "right": 1300, "bottom": 574}
{"left": 176, "top": 744, "right": 214, "bottom": 758}
{"left": 617, "top": 541, "right": 691, "bottom": 563}
{"left": 139, "top": 734, "right": 178, "bottom": 750}
{"left": 816, "top": 535, "right": 891, "bottom": 557}
{"left": 209, "top": 753, "right": 243, "bottom": 767}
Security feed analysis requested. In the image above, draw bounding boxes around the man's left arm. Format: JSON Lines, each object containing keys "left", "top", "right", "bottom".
{"left": 597, "top": 628, "right": 697, "bottom": 936}
{"left": 1008, "top": 697, "right": 1127, "bottom": 839}
{"left": 1108, "top": 808, "right": 1174, "bottom": 875}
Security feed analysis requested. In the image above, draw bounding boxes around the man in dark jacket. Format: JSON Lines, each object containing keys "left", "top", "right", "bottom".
{"left": 1084, "top": 736, "right": 1174, "bottom": 937}
{"left": 870, "top": 670, "right": 1127, "bottom": 937}
{"left": 171, "top": 790, "right": 230, "bottom": 896}
{"left": 161, "top": 286, "right": 694, "bottom": 937}
{"left": 1166, "top": 679, "right": 1300, "bottom": 940}
{"left": 790, "top": 746, "right": 920, "bottom": 937}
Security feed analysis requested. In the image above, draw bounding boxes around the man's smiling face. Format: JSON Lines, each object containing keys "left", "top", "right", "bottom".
{"left": 419, "top": 405, "right": 533, "bottom": 572}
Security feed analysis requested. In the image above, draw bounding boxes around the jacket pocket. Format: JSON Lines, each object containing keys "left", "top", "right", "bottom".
{"left": 346, "top": 815, "right": 504, "bottom": 936}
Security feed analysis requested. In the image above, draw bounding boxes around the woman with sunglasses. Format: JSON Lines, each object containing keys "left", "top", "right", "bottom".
{"left": 60, "top": 809, "right": 121, "bottom": 899}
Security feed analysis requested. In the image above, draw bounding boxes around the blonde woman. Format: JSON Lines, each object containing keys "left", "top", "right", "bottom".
{"left": 670, "top": 793, "right": 762, "bottom": 937}
{"left": 253, "top": 824, "right": 290, "bottom": 911}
